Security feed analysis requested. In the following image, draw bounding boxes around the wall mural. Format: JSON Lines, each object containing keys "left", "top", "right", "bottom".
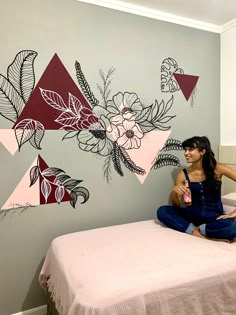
{"left": 0, "top": 50, "right": 199, "bottom": 217}
{"left": 161, "top": 57, "right": 199, "bottom": 106}
{"left": 0, "top": 155, "right": 89, "bottom": 219}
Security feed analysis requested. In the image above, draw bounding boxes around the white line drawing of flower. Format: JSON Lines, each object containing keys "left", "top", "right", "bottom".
{"left": 107, "top": 92, "right": 143, "bottom": 118}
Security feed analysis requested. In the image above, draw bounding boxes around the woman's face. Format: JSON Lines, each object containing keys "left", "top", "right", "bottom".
{"left": 184, "top": 146, "right": 204, "bottom": 163}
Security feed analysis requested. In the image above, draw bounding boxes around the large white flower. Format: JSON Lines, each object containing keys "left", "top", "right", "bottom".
{"left": 107, "top": 92, "right": 143, "bottom": 118}
{"left": 110, "top": 119, "right": 144, "bottom": 150}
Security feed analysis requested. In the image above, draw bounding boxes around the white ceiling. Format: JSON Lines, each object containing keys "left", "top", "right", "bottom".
{"left": 119, "top": 0, "right": 236, "bottom": 26}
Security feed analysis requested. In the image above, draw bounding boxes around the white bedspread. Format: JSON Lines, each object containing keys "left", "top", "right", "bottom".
{"left": 39, "top": 220, "right": 236, "bottom": 315}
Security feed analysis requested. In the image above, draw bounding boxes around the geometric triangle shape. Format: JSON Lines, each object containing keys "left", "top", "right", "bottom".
{"left": 128, "top": 130, "right": 171, "bottom": 184}
{"left": 1, "top": 157, "right": 40, "bottom": 210}
{"left": 13, "top": 54, "right": 100, "bottom": 130}
{"left": 38, "top": 155, "right": 72, "bottom": 204}
{"left": 0, "top": 129, "right": 18, "bottom": 155}
{"left": 173, "top": 73, "right": 199, "bottom": 101}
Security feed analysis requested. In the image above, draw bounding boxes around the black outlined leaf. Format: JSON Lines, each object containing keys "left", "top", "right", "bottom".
{"left": 72, "top": 187, "right": 90, "bottom": 204}
{"left": 0, "top": 75, "right": 25, "bottom": 122}
{"left": 14, "top": 119, "right": 35, "bottom": 149}
{"left": 70, "top": 191, "right": 77, "bottom": 209}
{"left": 42, "top": 167, "right": 65, "bottom": 177}
{"left": 63, "top": 179, "right": 83, "bottom": 190}
{"left": 136, "top": 106, "right": 152, "bottom": 123}
{"left": 29, "top": 165, "right": 39, "bottom": 187}
{"left": 40, "top": 88, "right": 67, "bottom": 111}
{"left": 57, "top": 174, "right": 71, "bottom": 183}
{"left": 139, "top": 121, "right": 156, "bottom": 133}
{"left": 29, "top": 125, "right": 45, "bottom": 150}
{"left": 161, "top": 57, "right": 184, "bottom": 93}
{"left": 62, "top": 131, "right": 79, "bottom": 140}
{"left": 41, "top": 178, "right": 52, "bottom": 203}
{"left": 15, "top": 119, "right": 44, "bottom": 150}
{"left": 55, "top": 186, "right": 65, "bottom": 204}
{"left": 7, "top": 50, "right": 38, "bottom": 103}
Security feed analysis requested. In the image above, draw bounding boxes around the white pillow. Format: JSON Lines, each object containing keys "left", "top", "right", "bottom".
{"left": 223, "top": 204, "right": 235, "bottom": 215}
{"left": 222, "top": 193, "right": 236, "bottom": 214}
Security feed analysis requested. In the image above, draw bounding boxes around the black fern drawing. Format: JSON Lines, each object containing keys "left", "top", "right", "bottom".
{"left": 97, "top": 68, "right": 115, "bottom": 108}
{"left": 111, "top": 142, "right": 123, "bottom": 177}
{"left": 153, "top": 153, "right": 181, "bottom": 169}
{"left": 0, "top": 50, "right": 37, "bottom": 123}
{"left": 161, "top": 138, "right": 183, "bottom": 151}
{"left": 119, "top": 146, "right": 145, "bottom": 175}
{"left": 75, "top": 61, "right": 99, "bottom": 108}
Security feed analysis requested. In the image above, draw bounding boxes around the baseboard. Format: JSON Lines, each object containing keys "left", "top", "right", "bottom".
{"left": 11, "top": 305, "right": 47, "bottom": 315}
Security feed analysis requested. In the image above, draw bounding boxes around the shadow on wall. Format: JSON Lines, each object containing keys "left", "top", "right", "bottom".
{"left": 22, "top": 258, "right": 46, "bottom": 311}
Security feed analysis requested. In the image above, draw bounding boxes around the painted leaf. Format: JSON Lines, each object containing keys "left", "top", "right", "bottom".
{"left": 7, "top": 50, "right": 38, "bottom": 103}
{"left": 29, "top": 121, "right": 45, "bottom": 150}
{"left": 14, "top": 118, "right": 36, "bottom": 150}
{"left": 0, "top": 75, "right": 25, "bottom": 123}
{"left": 55, "top": 111, "right": 79, "bottom": 127}
{"left": 41, "top": 178, "right": 52, "bottom": 203}
{"left": 62, "top": 131, "right": 79, "bottom": 140}
{"left": 40, "top": 88, "right": 67, "bottom": 111}
{"left": 55, "top": 185, "right": 65, "bottom": 203}
{"left": 63, "top": 179, "right": 83, "bottom": 190}
{"left": 57, "top": 174, "right": 71, "bottom": 183}
{"left": 161, "top": 58, "right": 184, "bottom": 93}
{"left": 42, "top": 167, "right": 64, "bottom": 177}
{"left": 29, "top": 165, "right": 39, "bottom": 187}
{"left": 68, "top": 93, "right": 82, "bottom": 115}
{"left": 73, "top": 187, "right": 89, "bottom": 204}
{"left": 136, "top": 106, "right": 152, "bottom": 123}
{"left": 70, "top": 191, "right": 77, "bottom": 209}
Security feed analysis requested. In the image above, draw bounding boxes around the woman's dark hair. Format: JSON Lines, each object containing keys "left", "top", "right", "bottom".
{"left": 182, "top": 136, "right": 217, "bottom": 188}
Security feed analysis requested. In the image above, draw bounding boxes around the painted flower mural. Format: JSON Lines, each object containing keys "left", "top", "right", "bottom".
{"left": 0, "top": 51, "right": 183, "bottom": 183}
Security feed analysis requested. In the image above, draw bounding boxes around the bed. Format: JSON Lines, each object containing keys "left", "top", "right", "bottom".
{"left": 39, "top": 204, "right": 236, "bottom": 315}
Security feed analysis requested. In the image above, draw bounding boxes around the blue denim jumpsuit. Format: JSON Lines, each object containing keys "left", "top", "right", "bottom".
{"left": 157, "top": 169, "right": 236, "bottom": 239}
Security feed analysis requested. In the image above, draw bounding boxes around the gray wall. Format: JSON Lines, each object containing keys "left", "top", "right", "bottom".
{"left": 0, "top": 0, "right": 220, "bottom": 314}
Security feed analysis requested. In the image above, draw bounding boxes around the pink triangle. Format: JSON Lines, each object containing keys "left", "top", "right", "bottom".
{"left": 128, "top": 130, "right": 171, "bottom": 184}
{"left": 13, "top": 54, "right": 99, "bottom": 130}
{"left": 173, "top": 73, "right": 199, "bottom": 101}
{"left": 1, "top": 157, "right": 40, "bottom": 210}
{"left": 0, "top": 129, "right": 18, "bottom": 155}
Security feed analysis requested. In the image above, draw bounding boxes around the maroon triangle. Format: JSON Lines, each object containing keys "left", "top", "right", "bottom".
{"left": 173, "top": 73, "right": 199, "bottom": 101}
{"left": 13, "top": 54, "right": 99, "bottom": 130}
{"left": 38, "top": 155, "right": 72, "bottom": 205}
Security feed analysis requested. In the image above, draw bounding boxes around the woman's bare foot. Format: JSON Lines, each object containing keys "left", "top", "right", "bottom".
{"left": 192, "top": 227, "right": 232, "bottom": 243}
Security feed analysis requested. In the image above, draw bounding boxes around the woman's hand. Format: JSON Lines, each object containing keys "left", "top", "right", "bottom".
{"left": 216, "top": 209, "right": 236, "bottom": 220}
{"left": 172, "top": 184, "right": 189, "bottom": 197}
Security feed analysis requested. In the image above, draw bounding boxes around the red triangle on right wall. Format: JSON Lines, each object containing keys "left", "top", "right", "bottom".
{"left": 173, "top": 73, "right": 199, "bottom": 101}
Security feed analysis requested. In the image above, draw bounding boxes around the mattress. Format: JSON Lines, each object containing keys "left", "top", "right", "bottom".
{"left": 39, "top": 220, "right": 236, "bottom": 315}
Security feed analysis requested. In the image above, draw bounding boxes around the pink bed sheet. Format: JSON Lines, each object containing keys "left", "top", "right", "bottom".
{"left": 39, "top": 220, "right": 236, "bottom": 315}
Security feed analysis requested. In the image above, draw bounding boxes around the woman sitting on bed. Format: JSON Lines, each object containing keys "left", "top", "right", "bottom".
{"left": 157, "top": 136, "right": 236, "bottom": 242}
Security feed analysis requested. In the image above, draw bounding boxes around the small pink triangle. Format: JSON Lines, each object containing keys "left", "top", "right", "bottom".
{"left": 0, "top": 129, "right": 18, "bottom": 155}
{"left": 1, "top": 157, "right": 40, "bottom": 210}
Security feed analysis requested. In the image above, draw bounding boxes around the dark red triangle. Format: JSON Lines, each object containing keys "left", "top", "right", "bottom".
{"left": 38, "top": 155, "right": 72, "bottom": 205}
{"left": 173, "top": 73, "right": 199, "bottom": 101}
{"left": 13, "top": 54, "right": 99, "bottom": 129}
